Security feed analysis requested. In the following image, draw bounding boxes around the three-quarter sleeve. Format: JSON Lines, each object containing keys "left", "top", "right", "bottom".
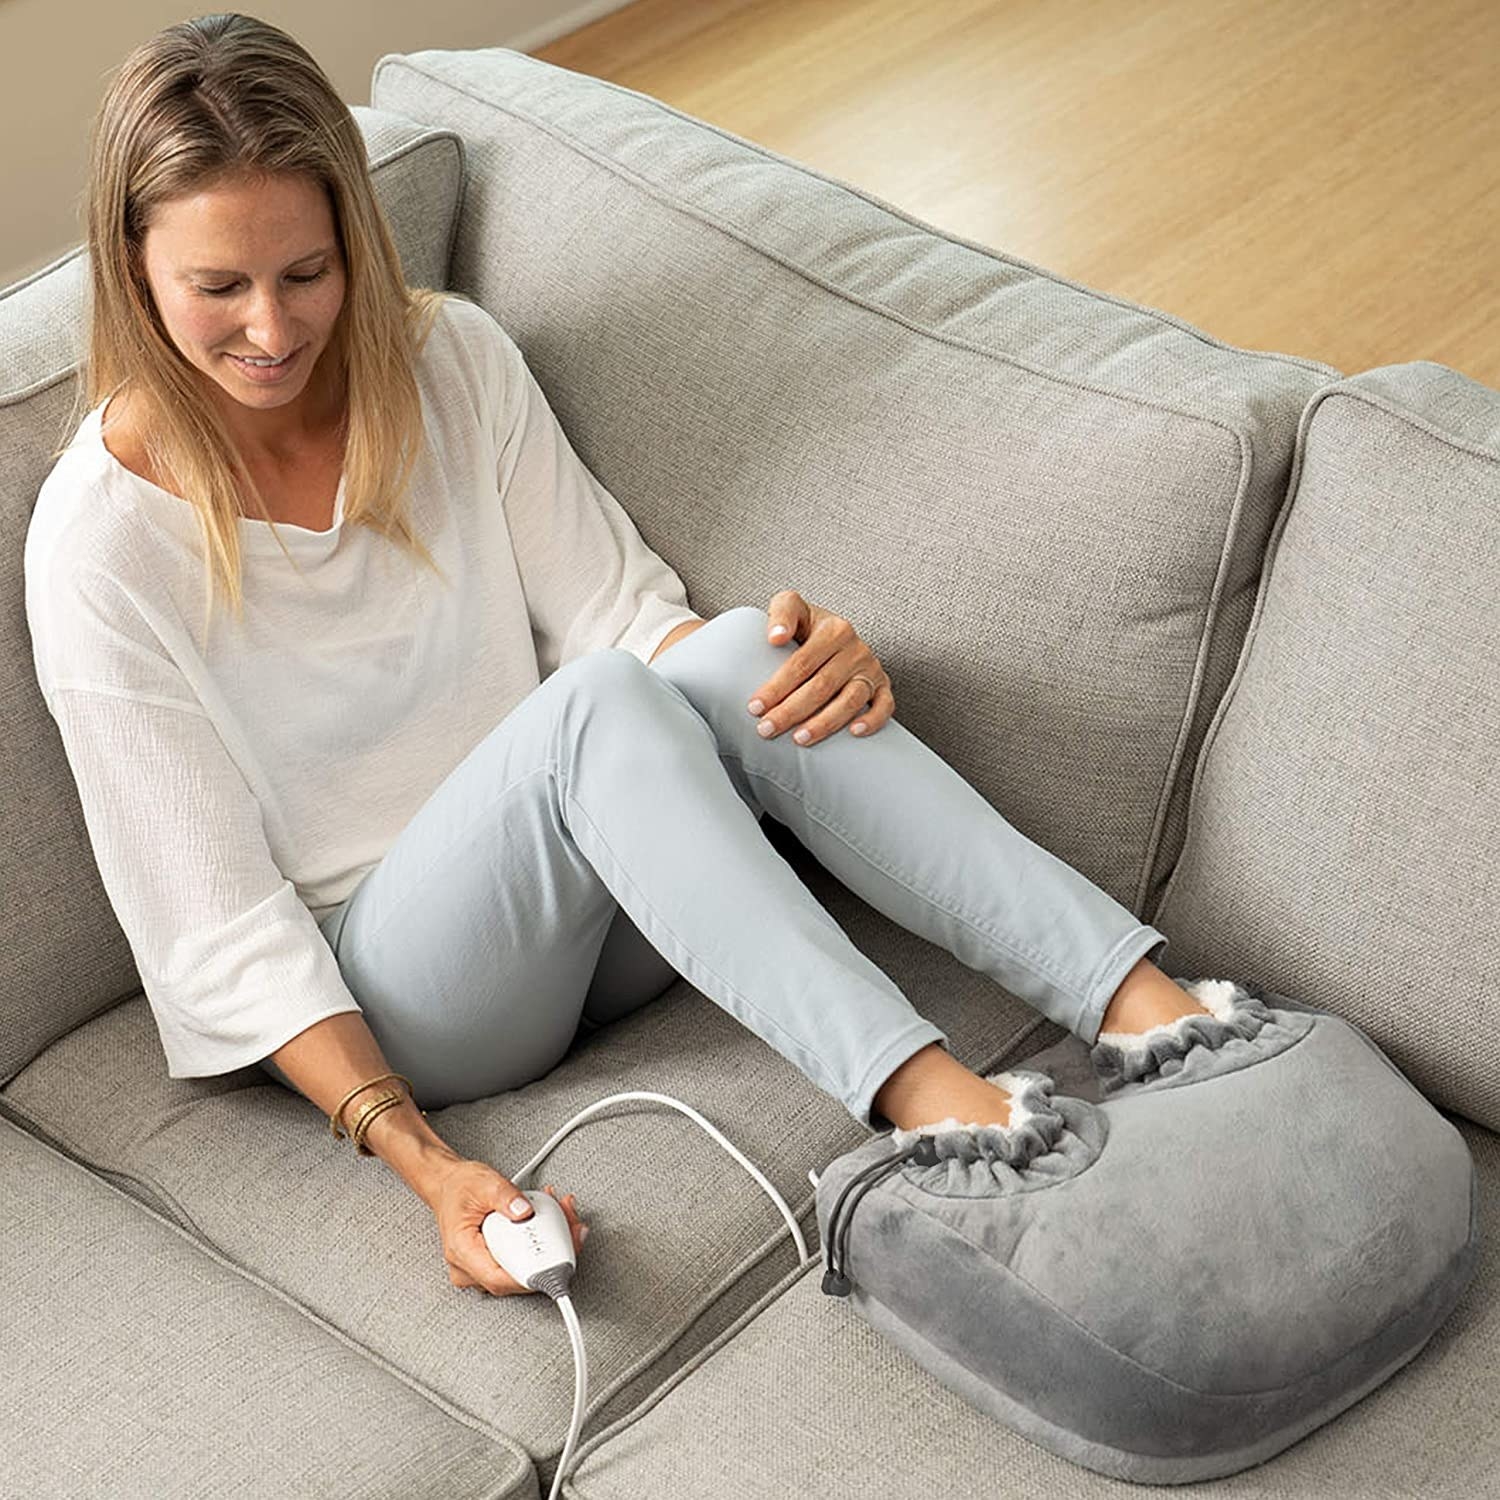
{"left": 26, "top": 563, "right": 362, "bottom": 1078}
{"left": 467, "top": 304, "right": 702, "bottom": 677}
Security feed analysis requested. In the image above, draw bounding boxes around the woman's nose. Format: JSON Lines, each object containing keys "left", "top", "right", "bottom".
{"left": 244, "top": 288, "right": 295, "bottom": 354}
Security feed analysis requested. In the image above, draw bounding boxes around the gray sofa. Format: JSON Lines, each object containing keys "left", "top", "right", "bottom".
{"left": 3, "top": 44, "right": 1495, "bottom": 1499}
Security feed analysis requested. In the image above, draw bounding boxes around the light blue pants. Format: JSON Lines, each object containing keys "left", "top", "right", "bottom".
{"left": 261, "top": 605, "right": 1167, "bottom": 1130}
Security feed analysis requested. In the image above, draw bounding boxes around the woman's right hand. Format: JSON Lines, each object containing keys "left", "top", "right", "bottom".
{"left": 428, "top": 1157, "right": 590, "bottom": 1296}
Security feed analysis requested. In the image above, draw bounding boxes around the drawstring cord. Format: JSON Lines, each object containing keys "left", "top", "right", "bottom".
{"left": 822, "top": 1136, "right": 936, "bottom": 1297}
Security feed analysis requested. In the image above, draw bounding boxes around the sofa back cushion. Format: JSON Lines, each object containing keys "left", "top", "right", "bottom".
{"left": 371, "top": 46, "right": 1338, "bottom": 934}
{"left": 1153, "top": 362, "right": 1500, "bottom": 1129}
{"left": 0, "top": 107, "right": 463, "bottom": 1087}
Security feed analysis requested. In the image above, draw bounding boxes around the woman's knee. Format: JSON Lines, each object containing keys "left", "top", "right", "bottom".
{"left": 548, "top": 645, "right": 647, "bottom": 696}
{"left": 675, "top": 606, "right": 771, "bottom": 657}
{"left": 528, "top": 648, "right": 665, "bottom": 737}
{"left": 646, "top": 607, "right": 774, "bottom": 703}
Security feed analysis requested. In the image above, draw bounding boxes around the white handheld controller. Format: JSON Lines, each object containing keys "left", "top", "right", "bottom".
{"left": 481, "top": 1191, "right": 577, "bottom": 1294}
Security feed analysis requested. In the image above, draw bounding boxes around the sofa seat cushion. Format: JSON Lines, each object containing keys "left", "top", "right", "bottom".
{"left": 0, "top": 1116, "right": 533, "bottom": 1500}
{"left": 560, "top": 1109, "right": 1497, "bottom": 1499}
{"left": 0, "top": 846, "right": 1063, "bottom": 1479}
{"left": 1151, "top": 362, "right": 1500, "bottom": 1133}
{"left": 371, "top": 45, "right": 1340, "bottom": 929}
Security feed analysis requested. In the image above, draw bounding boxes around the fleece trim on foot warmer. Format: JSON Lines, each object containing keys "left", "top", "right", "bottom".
{"left": 1089, "top": 976, "right": 1275, "bottom": 1093}
{"left": 888, "top": 1068, "right": 1066, "bottom": 1169}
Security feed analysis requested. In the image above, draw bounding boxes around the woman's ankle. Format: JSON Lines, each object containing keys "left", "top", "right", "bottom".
{"left": 1100, "top": 957, "right": 1211, "bottom": 1036}
{"left": 873, "top": 1043, "right": 1012, "bottom": 1131}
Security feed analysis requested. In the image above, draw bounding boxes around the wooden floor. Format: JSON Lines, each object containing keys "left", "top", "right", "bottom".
{"left": 537, "top": 0, "right": 1500, "bottom": 388}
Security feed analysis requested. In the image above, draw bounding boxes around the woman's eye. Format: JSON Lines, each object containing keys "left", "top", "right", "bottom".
{"left": 199, "top": 269, "right": 328, "bottom": 296}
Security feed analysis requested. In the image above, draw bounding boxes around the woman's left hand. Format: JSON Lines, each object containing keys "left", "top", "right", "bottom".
{"left": 745, "top": 590, "right": 894, "bottom": 747}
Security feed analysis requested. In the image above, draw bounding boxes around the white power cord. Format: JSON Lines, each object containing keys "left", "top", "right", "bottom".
{"left": 549, "top": 1294, "right": 587, "bottom": 1497}
{"left": 503, "top": 1090, "right": 823, "bottom": 1500}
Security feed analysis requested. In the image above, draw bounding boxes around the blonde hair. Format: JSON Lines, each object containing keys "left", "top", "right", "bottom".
{"left": 61, "top": 11, "right": 454, "bottom": 642}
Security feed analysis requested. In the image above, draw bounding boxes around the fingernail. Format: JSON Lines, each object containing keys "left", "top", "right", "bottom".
{"left": 793, "top": 728, "right": 811, "bottom": 745}
{"left": 510, "top": 1196, "right": 531, "bottom": 1216}
{"left": 747, "top": 698, "right": 765, "bottom": 716}
{"left": 758, "top": 719, "right": 775, "bottom": 737}
{"left": 770, "top": 626, "right": 788, "bottom": 639}
{"left": 579, "top": 1225, "right": 591, "bottom": 1242}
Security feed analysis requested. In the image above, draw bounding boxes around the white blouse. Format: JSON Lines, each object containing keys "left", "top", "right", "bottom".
{"left": 24, "top": 295, "right": 700, "bottom": 1078}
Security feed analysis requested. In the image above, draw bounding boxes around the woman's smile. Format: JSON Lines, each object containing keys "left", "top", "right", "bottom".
{"left": 225, "top": 345, "right": 305, "bottom": 383}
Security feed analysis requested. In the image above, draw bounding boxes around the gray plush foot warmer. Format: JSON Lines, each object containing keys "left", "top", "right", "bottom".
{"left": 815, "top": 978, "right": 1481, "bottom": 1485}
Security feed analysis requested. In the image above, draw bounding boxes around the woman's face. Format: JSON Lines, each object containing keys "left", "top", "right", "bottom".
{"left": 137, "top": 171, "right": 346, "bottom": 423}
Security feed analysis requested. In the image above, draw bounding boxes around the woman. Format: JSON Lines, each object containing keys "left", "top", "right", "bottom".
{"left": 26, "top": 13, "right": 1213, "bottom": 1300}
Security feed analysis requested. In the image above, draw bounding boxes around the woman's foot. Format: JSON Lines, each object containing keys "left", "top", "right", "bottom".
{"left": 1097, "top": 956, "right": 1212, "bottom": 1039}
{"left": 873, "top": 1042, "right": 1012, "bottom": 1132}
{"left": 871, "top": 959, "right": 1209, "bottom": 1131}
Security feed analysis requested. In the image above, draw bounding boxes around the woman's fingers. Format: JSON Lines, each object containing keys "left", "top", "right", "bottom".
{"left": 544, "top": 1184, "right": 591, "bottom": 1245}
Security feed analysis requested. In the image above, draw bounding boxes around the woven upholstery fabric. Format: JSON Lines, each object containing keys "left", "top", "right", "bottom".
{"left": 371, "top": 45, "right": 1338, "bottom": 937}
{"left": 0, "top": 849, "right": 1057, "bottom": 1484}
{"left": 0, "top": 1117, "right": 534, "bottom": 1499}
{"left": 1, "top": 107, "right": 464, "bottom": 1087}
{"left": 1152, "top": 363, "right": 1500, "bottom": 1130}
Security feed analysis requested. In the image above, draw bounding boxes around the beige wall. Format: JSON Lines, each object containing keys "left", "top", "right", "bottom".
{"left": 0, "top": 0, "right": 629, "bottom": 288}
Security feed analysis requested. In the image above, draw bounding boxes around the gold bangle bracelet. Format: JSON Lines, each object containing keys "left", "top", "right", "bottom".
{"left": 331, "top": 1072, "right": 409, "bottom": 1140}
{"left": 330, "top": 1072, "right": 414, "bottom": 1142}
{"left": 351, "top": 1092, "right": 406, "bottom": 1156}
{"left": 349, "top": 1088, "right": 403, "bottom": 1132}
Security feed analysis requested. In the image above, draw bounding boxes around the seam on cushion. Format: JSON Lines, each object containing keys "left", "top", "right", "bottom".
{"left": 0, "top": 1088, "right": 206, "bottom": 1239}
{"left": 360, "top": 118, "right": 465, "bottom": 176}
{"left": 576, "top": 1198, "right": 820, "bottom": 1442}
{"left": 0, "top": 1097, "right": 535, "bottom": 1476}
{"left": 438, "top": 132, "right": 469, "bottom": 290}
{"left": 1150, "top": 380, "right": 1334, "bottom": 930}
{"left": 567, "top": 1249, "right": 825, "bottom": 1475}
{"left": 355, "top": 116, "right": 468, "bottom": 288}
{"left": 0, "top": 242, "right": 87, "bottom": 313}
{"left": 1130, "top": 415, "right": 1257, "bottom": 918}
{"left": 1148, "top": 375, "right": 1477, "bottom": 933}
{"left": 369, "top": 125, "right": 466, "bottom": 288}
{"left": 1, "top": 362, "right": 77, "bottom": 409}
{"left": 375, "top": 53, "right": 1339, "bottom": 378}
{"left": 1318, "top": 380, "right": 1500, "bottom": 467}
{"left": 376, "top": 55, "right": 1281, "bottom": 920}
{"left": 376, "top": 60, "right": 1317, "bottom": 417}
